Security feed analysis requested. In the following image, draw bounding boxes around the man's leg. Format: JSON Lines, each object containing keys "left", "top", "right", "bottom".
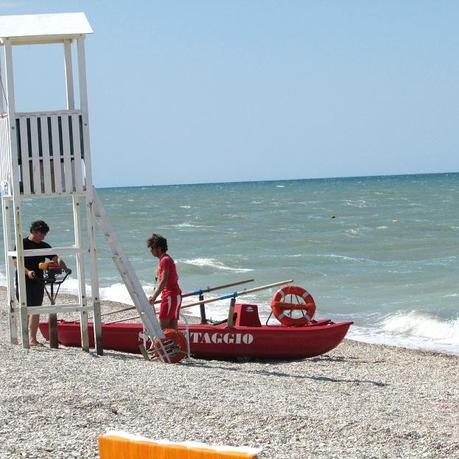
{"left": 29, "top": 286, "right": 44, "bottom": 345}
{"left": 29, "top": 314, "right": 40, "bottom": 345}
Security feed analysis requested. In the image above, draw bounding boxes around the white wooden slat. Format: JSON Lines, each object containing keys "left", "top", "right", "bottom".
{"left": 0, "top": 118, "right": 11, "bottom": 184}
{"left": 29, "top": 116, "right": 42, "bottom": 194}
{"left": 77, "top": 37, "right": 94, "bottom": 188}
{"left": 61, "top": 115, "right": 73, "bottom": 192}
{"left": 86, "top": 190, "right": 103, "bottom": 355}
{"left": 0, "top": 58, "right": 3, "bottom": 114}
{"left": 2, "top": 197, "right": 18, "bottom": 344}
{"left": 50, "top": 115, "right": 62, "bottom": 193}
{"left": 64, "top": 40, "right": 75, "bottom": 110}
{"left": 72, "top": 196, "right": 88, "bottom": 350}
{"left": 18, "top": 117, "right": 31, "bottom": 195}
{"left": 40, "top": 116, "right": 52, "bottom": 194}
{"left": 71, "top": 114, "right": 83, "bottom": 192}
{"left": 8, "top": 248, "right": 82, "bottom": 259}
{"left": 26, "top": 304, "right": 93, "bottom": 315}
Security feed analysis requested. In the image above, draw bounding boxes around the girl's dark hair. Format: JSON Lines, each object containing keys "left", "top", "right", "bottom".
{"left": 30, "top": 220, "right": 50, "bottom": 234}
{"left": 147, "top": 234, "right": 168, "bottom": 252}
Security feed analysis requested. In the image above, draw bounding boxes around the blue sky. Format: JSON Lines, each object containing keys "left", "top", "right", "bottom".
{"left": 1, "top": 1, "right": 458, "bottom": 187}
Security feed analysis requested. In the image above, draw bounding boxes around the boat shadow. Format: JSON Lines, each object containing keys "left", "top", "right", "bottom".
{"left": 185, "top": 359, "right": 388, "bottom": 387}
{"left": 95, "top": 352, "right": 387, "bottom": 388}
{"left": 90, "top": 350, "right": 145, "bottom": 361}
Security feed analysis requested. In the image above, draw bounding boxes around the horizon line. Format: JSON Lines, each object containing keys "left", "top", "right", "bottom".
{"left": 96, "top": 170, "right": 459, "bottom": 190}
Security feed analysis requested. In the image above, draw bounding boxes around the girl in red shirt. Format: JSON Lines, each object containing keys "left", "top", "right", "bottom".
{"left": 147, "top": 234, "right": 182, "bottom": 330}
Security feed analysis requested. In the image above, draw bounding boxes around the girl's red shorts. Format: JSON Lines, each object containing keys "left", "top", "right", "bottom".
{"left": 159, "top": 291, "right": 182, "bottom": 320}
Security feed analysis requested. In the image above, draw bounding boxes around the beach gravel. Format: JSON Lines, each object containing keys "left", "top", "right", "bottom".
{"left": 0, "top": 290, "right": 457, "bottom": 458}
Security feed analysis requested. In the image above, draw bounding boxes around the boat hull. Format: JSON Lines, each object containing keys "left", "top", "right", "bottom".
{"left": 39, "top": 317, "right": 352, "bottom": 360}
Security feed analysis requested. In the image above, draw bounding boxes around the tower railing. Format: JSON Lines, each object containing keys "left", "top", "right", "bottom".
{"left": 12, "top": 109, "right": 86, "bottom": 195}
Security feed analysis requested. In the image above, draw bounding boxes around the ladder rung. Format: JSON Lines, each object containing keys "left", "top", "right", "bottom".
{"left": 8, "top": 246, "right": 82, "bottom": 257}
{"left": 24, "top": 304, "right": 93, "bottom": 314}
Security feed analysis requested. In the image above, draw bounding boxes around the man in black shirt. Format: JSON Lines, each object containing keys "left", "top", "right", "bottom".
{"left": 15, "top": 220, "right": 70, "bottom": 346}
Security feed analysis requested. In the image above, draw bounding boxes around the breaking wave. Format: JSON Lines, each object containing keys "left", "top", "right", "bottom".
{"left": 349, "top": 311, "right": 459, "bottom": 355}
{"left": 180, "top": 258, "right": 253, "bottom": 273}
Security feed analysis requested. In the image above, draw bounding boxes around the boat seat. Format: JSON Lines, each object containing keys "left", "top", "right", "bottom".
{"left": 234, "top": 304, "right": 262, "bottom": 327}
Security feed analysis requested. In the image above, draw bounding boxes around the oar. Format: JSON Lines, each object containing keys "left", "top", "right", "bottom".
{"left": 106, "top": 279, "right": 293, "bottom": 325}
{"left": 180, "top": 279, "right": 293, "bottom": 310}
{"left": 101, "top": 278, "right": 255, "bottom": 318}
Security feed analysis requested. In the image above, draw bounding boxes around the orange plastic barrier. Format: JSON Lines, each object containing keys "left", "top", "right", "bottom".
{"left": 99, "top": 431, "right": 261, "bottom": 459}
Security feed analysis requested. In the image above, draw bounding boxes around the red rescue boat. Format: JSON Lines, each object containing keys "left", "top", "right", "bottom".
{"left": 39, "top": 303, "right": 352, "bottom": 360}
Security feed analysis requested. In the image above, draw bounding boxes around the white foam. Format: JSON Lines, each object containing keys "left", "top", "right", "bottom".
{"left": 349, "top": 311, "right": 459, "bottom": 355}
{"left": 381, "top": 311, "right": 459, "bottom": 344}
{"left": 173, "top": 222, "right": 203, "bottom": 228}
{"left": 345, "top": 199, "right": 367, "bottom": 208}
{"left": 317, "top": 253, "right": 372, "bottom": 263}
{"left": 180, "top": 258, "right": 253, "bottom": 273}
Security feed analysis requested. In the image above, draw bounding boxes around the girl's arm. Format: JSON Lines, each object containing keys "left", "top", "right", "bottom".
{"left": 149, "top": 268, "right": 169, "bottom": 304}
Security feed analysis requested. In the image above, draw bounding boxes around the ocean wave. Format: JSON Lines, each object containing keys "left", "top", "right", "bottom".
{"left": 180, "top": 258, "right": 253, "bottom": 273}
{"left": 349, "top": 311, "right": 459, "bottom": 355}
{"left": 344, "top": 200, "right": 368, "bottom": 208}
{"left": 381, "top": 311, "right": 459, "bottom": 344}
{"left": 173, "top": 222, "right": 207, "bottom": 229}
{"left": 315, "top": 253, "right": 373, "bottom": 263}
{"left": 345, "top": 228, "right": 360, "bottom": 237}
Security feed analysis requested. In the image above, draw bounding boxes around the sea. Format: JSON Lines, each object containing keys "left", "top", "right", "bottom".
{"left": 1, "top": 173, "right": 458, "bottom": 355}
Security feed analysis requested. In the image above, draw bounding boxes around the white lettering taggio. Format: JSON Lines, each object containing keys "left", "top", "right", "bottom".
{"left": 190, "top": 332, "right": 254, "bottom": 345}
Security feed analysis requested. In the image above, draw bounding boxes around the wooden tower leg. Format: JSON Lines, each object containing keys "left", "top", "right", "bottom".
{"left": 12, "top": 200, "right": 29, "bottom": 349}
{"left": 2, "top": 196, "right": 18, "bottom": 344}
{"left": 49, "top": 300, "right": 58, "bottom": 348}
{"left": 73, "top": 195, "right": 89, "bottom": 351}
{"left": 87, "top": 195, "right": 103, "bottom": 355}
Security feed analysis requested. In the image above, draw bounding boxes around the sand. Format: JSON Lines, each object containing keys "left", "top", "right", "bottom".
{"left": 0, "top": 287, "right": 457, "bottom": 458}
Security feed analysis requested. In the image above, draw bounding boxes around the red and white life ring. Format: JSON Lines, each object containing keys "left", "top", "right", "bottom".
{"left": 271, "top": 285, "right": 316, "bottom": 327}
{"left": 152, "top": 328, "right": 188, "bottom": 363}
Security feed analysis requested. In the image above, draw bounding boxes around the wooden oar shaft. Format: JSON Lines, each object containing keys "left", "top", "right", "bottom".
{"left": 105, "top": 279, "right": 293, "bottom": 325}
{"left": 180, "top": 279, "right": 294, "bottom": 310}
{"left": 101, "top": 278, "right": 255, "bottom": 318}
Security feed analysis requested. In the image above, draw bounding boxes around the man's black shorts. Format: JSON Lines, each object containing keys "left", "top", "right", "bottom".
{"left": 15, "top": 281, "right": 44, "bottom": 307}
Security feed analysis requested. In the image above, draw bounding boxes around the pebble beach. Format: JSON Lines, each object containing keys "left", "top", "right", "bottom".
{"left": 0, "top": 288, "right": 457, "bottom": 459}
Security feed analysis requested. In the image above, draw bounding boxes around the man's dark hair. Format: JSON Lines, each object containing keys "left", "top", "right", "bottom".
{"left": 30, "top": 220, "right": 49, "bottom": 234}
{"left": 147, "top": 234, "right": 168, "bottom": 252}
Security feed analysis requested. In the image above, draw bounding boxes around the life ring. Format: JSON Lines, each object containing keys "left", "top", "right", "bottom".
{"left": 152, "top": 328, "right": 187, "bottom": 363}
{"left": 271, "top": 285, "right": 316, "bottom": 327}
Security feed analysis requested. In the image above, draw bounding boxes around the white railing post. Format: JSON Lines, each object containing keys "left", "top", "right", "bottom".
{"left": 2, "top": 196, "right": 17, "bottom": 344}
{"left": 86, "top": 190, "right": 103, "bottom": 355}
{"left": 4, "top": 40, "right": 29, "bottom": 348}
{"left": 64, "top": 40, "right": 75, "bottom": 110}
{"left": 73, "top": 195, "right": 89, "bottom": 350}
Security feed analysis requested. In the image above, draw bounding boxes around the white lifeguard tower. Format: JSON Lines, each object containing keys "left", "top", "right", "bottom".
{"left": 0, "top": 12, "right": 164, "bottom": 355}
